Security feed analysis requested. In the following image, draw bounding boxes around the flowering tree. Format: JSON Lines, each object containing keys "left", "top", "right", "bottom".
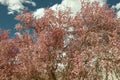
{"left": 0, "top": 1, "right": 120, "bottom": 80}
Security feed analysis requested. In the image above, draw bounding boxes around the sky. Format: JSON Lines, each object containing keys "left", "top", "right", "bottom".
{"left": 0, "top": 0, "right": 120, "bottom": 37}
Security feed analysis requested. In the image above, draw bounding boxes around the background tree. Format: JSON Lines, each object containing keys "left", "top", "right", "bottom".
{"left": 0, "top": 1, "right": 120, "bottom": 80}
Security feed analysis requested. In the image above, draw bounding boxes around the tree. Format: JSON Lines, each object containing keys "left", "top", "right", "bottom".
{"left": 0, "top": 1, "right": 120, "bottom": 80}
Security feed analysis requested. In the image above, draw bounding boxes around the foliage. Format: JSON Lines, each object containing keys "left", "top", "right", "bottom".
{"left": 0, "top": 2, "right": 120, "bottom": 80}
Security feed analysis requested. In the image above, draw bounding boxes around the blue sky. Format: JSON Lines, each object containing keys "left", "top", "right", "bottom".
{"left": 0, "top": 0, "right": 120, "bottom": 37}
{"left": 0, "top": 0, "right": 62, "bottom": 36}
{"left": 107, "top": 0, "right": 120, "bottom": 5}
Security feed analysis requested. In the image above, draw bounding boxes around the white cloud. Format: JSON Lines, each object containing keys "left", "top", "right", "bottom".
{"left": 87, "top": 0, "right": 106, "bottom": 5}
{"left": 33, "top": 8, "right": 45, "bottom": 19}
{"left": 33, "top": 0, "right": 82, "bottom": 18}
{"left": 33, "top": 0, "right": 107, "bottom": 19}
{"left": 0, "top": 0, "right": 36, "bottom": 14}
{"left": 112, "top": 3, "right": 120, "bottom": 18}
{"left": 0, "top": 0, "right": 107, "bottom": 17}
{"left": 15, "top": 32, "right": 22, "bottom": 39}
{"left": 117, "top": 11, "right": 120, "bottom": 18}
{"left": 112, "top": 3, "right": 120, "bottom": 10}
{"left": 59, "top": 0, "right": 81, "bottom": 15}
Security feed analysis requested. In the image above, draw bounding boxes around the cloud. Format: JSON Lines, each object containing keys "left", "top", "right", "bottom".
{"left": 112, "top": 3, "right": 120, "bottom": 18}
{"left": 15, "top": 32, "right": 22, "bottom": 39}
{"left": 0, "top": 0, "right": 36, "bottom": 14}
{"left": 112, "top": 3, "right": 120, "bottom": 10}
{"left": 0, "top": 0, "right": 107, "bottom": 17}
{"left": 87, "top": 0, "right": 106, "bottom": 5}
{"left": 117, "top": 11, "right": 120, "bottom": 18}
{"left": 33, "top": 0, "right": 82, "bottom": 18}
{"left": 33, "top": 8, "right": 45, "bottom": 19}
{"left": 33, "top": 0, "right": 107, "bottom": 19}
